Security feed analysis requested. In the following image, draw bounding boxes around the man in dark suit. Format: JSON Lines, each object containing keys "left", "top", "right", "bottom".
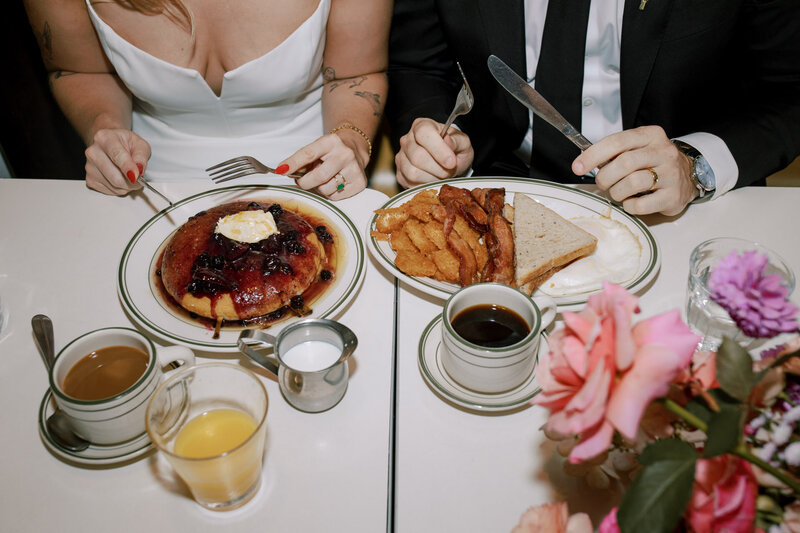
{"left": 386, "top": 0, "right": 800, "bottom": 216}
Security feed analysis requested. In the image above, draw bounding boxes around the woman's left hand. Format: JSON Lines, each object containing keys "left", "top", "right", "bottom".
{"left": 572, "top": 125, "right": 698, "bottom": 216}
{"left": 277, "top": 131, "right": 368, "bottom": 200}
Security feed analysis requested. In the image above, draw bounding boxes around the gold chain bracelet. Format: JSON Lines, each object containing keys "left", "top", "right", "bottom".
{"left": 329, "top": 122, "right": 373, "bottom": 160}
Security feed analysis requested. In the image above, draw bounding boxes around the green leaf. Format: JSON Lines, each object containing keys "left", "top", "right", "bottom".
{"left": 618, "top": 439, "right": 698, "bottom": 533}
{"left": 703, "top": 403, "right": 746, "bottom": 457}
{"left": 716, "top": 337, "right": 755, "bottom": 402}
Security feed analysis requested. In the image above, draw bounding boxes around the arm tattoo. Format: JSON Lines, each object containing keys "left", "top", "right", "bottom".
{"left": 322, "top": 66, "right": 336, "bottom": 83}
{"left": 40, "top": 21, "right": 53, "bottom": 60}
{"left": 325, "top": 74, "right": 368, "bottom": 93}
{"left": 354, "top": 91, "right": 382, "bottom": 117}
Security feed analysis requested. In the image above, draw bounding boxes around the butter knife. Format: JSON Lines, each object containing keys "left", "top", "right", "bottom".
{"left": 487, "top": 54, "right": 593, "bottom": 152}
{"left": 138, "top": 175, "right": 174, "bottom": 207}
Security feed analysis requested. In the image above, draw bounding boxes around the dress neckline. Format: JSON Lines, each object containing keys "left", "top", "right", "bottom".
{"left": 86, "top": 0, "right": 326, "bottom": 98}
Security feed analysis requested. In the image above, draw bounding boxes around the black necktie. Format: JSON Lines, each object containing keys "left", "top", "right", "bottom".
{"left": 529, "top": 0, "right": 592, "bottom": 182}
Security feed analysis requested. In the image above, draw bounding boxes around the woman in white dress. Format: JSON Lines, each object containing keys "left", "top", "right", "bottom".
{"left": 23, "top": 0, "right": 389, "bottom": 200}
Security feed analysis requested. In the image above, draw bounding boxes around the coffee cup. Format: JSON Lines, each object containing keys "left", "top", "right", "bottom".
{"left": 440, "top": 283, "right": 556, "bottom": 393}
{"left": 237, "top": 318, "right": 357, "bottom": 413}
{"left": 49, "top": 327, "right": 195, "bottom": 445}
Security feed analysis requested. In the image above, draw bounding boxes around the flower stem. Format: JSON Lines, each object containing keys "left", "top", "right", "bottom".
{"left": 660, "top": 399, "right": 800, "bottom": 495}
{"left": 732, "top": 444, "right": 800, "bottom": 495}
{"left": 661, "top": 399, "right": 708, "bottom": 432}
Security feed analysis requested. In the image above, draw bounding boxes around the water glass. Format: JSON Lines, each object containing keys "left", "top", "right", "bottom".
{"left": 686, "top": 237, "right": 795, "bottom": 351}
{"left": 146, "top": 363, "right": 268, "bottom": 511}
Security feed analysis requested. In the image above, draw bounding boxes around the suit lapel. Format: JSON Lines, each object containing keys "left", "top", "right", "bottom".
{"left": 475, "top": 0, "right": 528, "bottom": 133}
{"left": 620, "top": 0, "right": 674, "bottom": 127}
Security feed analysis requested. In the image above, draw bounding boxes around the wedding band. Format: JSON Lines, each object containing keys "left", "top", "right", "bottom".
{"left": 648, "top": 168, "right": 659, "bottom": 191}
{"left": 334, "top": 173, "right": 345, "bottom": 192}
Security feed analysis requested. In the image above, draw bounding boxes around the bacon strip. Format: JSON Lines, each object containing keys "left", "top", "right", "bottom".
{"left": 442, "top": 204, "right": 479, "bottom": 286}
{"left": 439, "top": 184, "right": 489, "bottom": 233}
{"left": 482, "top": 189, "right": 515, "bottom": 285}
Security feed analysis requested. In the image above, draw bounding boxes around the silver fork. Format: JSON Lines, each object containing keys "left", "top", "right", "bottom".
{"left": 206, "top": 156, "right": 304, "bottom": 183}
{"left": 440, "top": 62, "right": 475, "bottom": 137}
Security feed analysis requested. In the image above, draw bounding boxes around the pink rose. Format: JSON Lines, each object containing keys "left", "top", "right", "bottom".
{"left": 512, "top": 502, "right": 592, "bottom": 533}
{"left": 534, "top": 283, "right": 701, "bottom": 462}
{"left": 598, "top": 507, "right": 620, "bottom": 533}
{"left": 686, "top": 455, "right": 758, "bottom": 533}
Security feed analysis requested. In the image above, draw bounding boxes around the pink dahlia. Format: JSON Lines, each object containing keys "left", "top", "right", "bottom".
{"left": 708, "top": 250, "right": 798, "bottom": 338}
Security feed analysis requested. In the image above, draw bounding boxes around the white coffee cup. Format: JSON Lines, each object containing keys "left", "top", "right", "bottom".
{"left": 441, "top": 283, "right": 556, "bottom": 393}
{"left": 49, "top": 327, "right": 195, "bottom": 445}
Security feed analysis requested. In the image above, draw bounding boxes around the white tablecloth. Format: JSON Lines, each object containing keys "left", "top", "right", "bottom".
{"left": 392, "top": 186, "right": 800, "bottom": 532}
{"left": 0, "top": 179, "right": 395, "bottom": 532}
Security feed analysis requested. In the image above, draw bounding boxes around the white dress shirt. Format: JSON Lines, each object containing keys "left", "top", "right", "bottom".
{"left": 519, "top": 0, "right": 737, "bottom": 198}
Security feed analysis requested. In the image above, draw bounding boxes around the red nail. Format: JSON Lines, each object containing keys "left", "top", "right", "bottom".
{"left": 136, "top": 163, "right": 144, "bottom": 174}
{"left": 275, "top": 164, "right": 289, "bottom": 175}
{"left": 126, "top": 170, "right": 137, "bottom": 184}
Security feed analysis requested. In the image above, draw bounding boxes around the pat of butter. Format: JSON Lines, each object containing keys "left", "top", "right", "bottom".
{"left": 214, "top": 210, "right": 278, "bottom": 243}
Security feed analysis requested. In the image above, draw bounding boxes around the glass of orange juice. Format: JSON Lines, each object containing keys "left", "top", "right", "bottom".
{"left": 145, "top": 363, "right": 268, "bottom": 511}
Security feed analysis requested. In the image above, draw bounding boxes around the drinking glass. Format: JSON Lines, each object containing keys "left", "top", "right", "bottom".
{"left": 686, "top": 237, "right": 795, "bottom": 351}
{"left": 146, "top": 363, "right": 268, "bottom": 511}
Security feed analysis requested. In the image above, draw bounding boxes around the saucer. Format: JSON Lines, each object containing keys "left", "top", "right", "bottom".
{"left": 417, "top": 316, "right": 544, "bottom": 412}
{"left": 38, "top": 389, "right": 154, "bottom": 466}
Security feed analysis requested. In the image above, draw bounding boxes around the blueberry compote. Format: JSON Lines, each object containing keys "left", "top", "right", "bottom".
{"left": 157, "top": 200, "right": 337, "bottom": 333}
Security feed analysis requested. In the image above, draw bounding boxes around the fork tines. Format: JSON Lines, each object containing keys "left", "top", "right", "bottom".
{"left": 206, "top": 158, "right": 256, "bottom": 183}
{"left": 205, "top": 156, "right": 251, "bottom": 172}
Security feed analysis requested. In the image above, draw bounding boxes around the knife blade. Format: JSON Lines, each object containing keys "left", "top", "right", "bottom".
{"left": 487, "top": 54, "right": 593, "bottom": 152}
{"left": 138, "top": 175, "right": 174, "bottom": 207}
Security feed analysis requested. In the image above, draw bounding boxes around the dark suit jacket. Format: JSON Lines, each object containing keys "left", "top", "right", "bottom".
{"left": 387, "top": 0, "right": 800, "bottom": 187}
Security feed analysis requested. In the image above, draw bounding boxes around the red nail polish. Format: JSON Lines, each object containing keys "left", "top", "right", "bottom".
{"left": 126, "top": 170, "right": 137, "bottom": 183}
{"left": 275, "top": 164, "right": 289, "bottom": 175}
{"left": 136, "top": 163, "right": 144, "bottom": 174}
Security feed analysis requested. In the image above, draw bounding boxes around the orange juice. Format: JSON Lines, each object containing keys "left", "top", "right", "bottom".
{"left": 171, "top": 409, "right": 264, "bottom": 508}
{"left": 174, "top": 409, "right": 257, "bottom": 458}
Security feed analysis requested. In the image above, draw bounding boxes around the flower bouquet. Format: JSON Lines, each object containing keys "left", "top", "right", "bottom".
{"left": 514, "top": 250, "right": 800, "bottom": 533}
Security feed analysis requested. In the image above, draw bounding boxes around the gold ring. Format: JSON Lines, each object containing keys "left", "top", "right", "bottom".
{"left": 334, "top": 173, "right": 345, "bottom": 192}
{"left": 648, "top": 168, "right": 659, "bottom": 191}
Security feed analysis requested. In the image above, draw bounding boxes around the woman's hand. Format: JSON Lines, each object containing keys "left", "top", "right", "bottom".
{"left": 277, "top": 130, "right": 368, "bottom": 200}
{"left": 84, "top": 128, "right": 152, "bottom": 196}
{"left": 395, "top": 117, "right": 474, "bottom": 189}
{"left": 572, "top": 125, "right": 698, "bottom": 216}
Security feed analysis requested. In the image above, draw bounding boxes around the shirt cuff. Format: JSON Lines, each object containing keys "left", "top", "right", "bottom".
{"left": 674, "top": 132, "right": 739, "bottom": 200}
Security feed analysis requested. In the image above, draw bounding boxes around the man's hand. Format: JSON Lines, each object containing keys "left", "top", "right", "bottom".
{"left": 572, "top": 126, "right": 698, "bottom": 216}
{"left": 395, "top": 117, "right": 474, "bottom": 188}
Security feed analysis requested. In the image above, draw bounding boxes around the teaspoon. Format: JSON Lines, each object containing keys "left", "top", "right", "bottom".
{"left": 31, "top": 314, "right": 90, "bottom": 452}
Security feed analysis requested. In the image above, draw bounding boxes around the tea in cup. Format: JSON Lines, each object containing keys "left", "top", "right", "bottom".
{"left": 49, "top": 327, "right": 195, "bottom": 445}
{"left": 440, "top": 283, "right": 556, "bottom": 393}
{"left": 146, "top": 363, "right": 269, "bottom": 511}
{"left": 237, "top": 318, "right": 357, "bottom": 413}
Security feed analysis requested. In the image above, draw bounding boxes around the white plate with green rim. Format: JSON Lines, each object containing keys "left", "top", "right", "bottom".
{"left": 418, "top": 315, "right": 544, "bottom": 412}
{"left": 38, "top": 389, "right": 153, "bottom": 466}
{"left": 118, "top": 185, "right": 366, "bottom": 352}
{"left": 367, "top": 177, "right": 660, "bottom": 310}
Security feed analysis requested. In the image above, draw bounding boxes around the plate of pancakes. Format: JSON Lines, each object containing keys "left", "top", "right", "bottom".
{"left": 366, "top": 177, "right": 660, "bottom": 310}
{"left": 119, "top": 185, "right": 366, "bottom": 352}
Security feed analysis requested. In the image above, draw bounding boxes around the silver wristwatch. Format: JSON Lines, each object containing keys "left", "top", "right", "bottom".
{"left": 672, "top": 140, "right": 715, "bottom": 198}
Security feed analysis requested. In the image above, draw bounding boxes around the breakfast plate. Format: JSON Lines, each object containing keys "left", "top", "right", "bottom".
{"left": 366, "top": 177, "right": 660, "bottom": 309}
{"left": 418, "top": 315, "right": 543, "bottom": 412}
{"left": 119, "top": 185, "right": 366, "bottom": 352}
{"left": 38, "top": 389, "right": 153, "bottom": 466}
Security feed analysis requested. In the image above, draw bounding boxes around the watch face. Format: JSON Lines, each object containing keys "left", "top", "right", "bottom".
{"left": 694, "top": 155, "right": 715, "bottom": 189}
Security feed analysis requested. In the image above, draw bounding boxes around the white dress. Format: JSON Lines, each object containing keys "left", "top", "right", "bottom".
{"left": 86, "top": 0, "right": 330, "bottom": 182}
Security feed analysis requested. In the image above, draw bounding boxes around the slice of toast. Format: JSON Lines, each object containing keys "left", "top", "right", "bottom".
{"left": 513, "top": 192, "right": 598, "bottom": 291}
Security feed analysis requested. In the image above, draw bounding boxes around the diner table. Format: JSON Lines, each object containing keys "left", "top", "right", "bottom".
{"left": 0, "top": 178, "right": 396, "bottom": 532}
{"left": 1, "top": 178, "right": 799, "bottom": 532}
{"left": 391, "top": 185, "right": 800, "bottom": 532}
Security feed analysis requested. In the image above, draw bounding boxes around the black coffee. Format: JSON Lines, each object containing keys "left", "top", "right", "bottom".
{"left": 451, "top": 304, "right": 530, "bottom": 348}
